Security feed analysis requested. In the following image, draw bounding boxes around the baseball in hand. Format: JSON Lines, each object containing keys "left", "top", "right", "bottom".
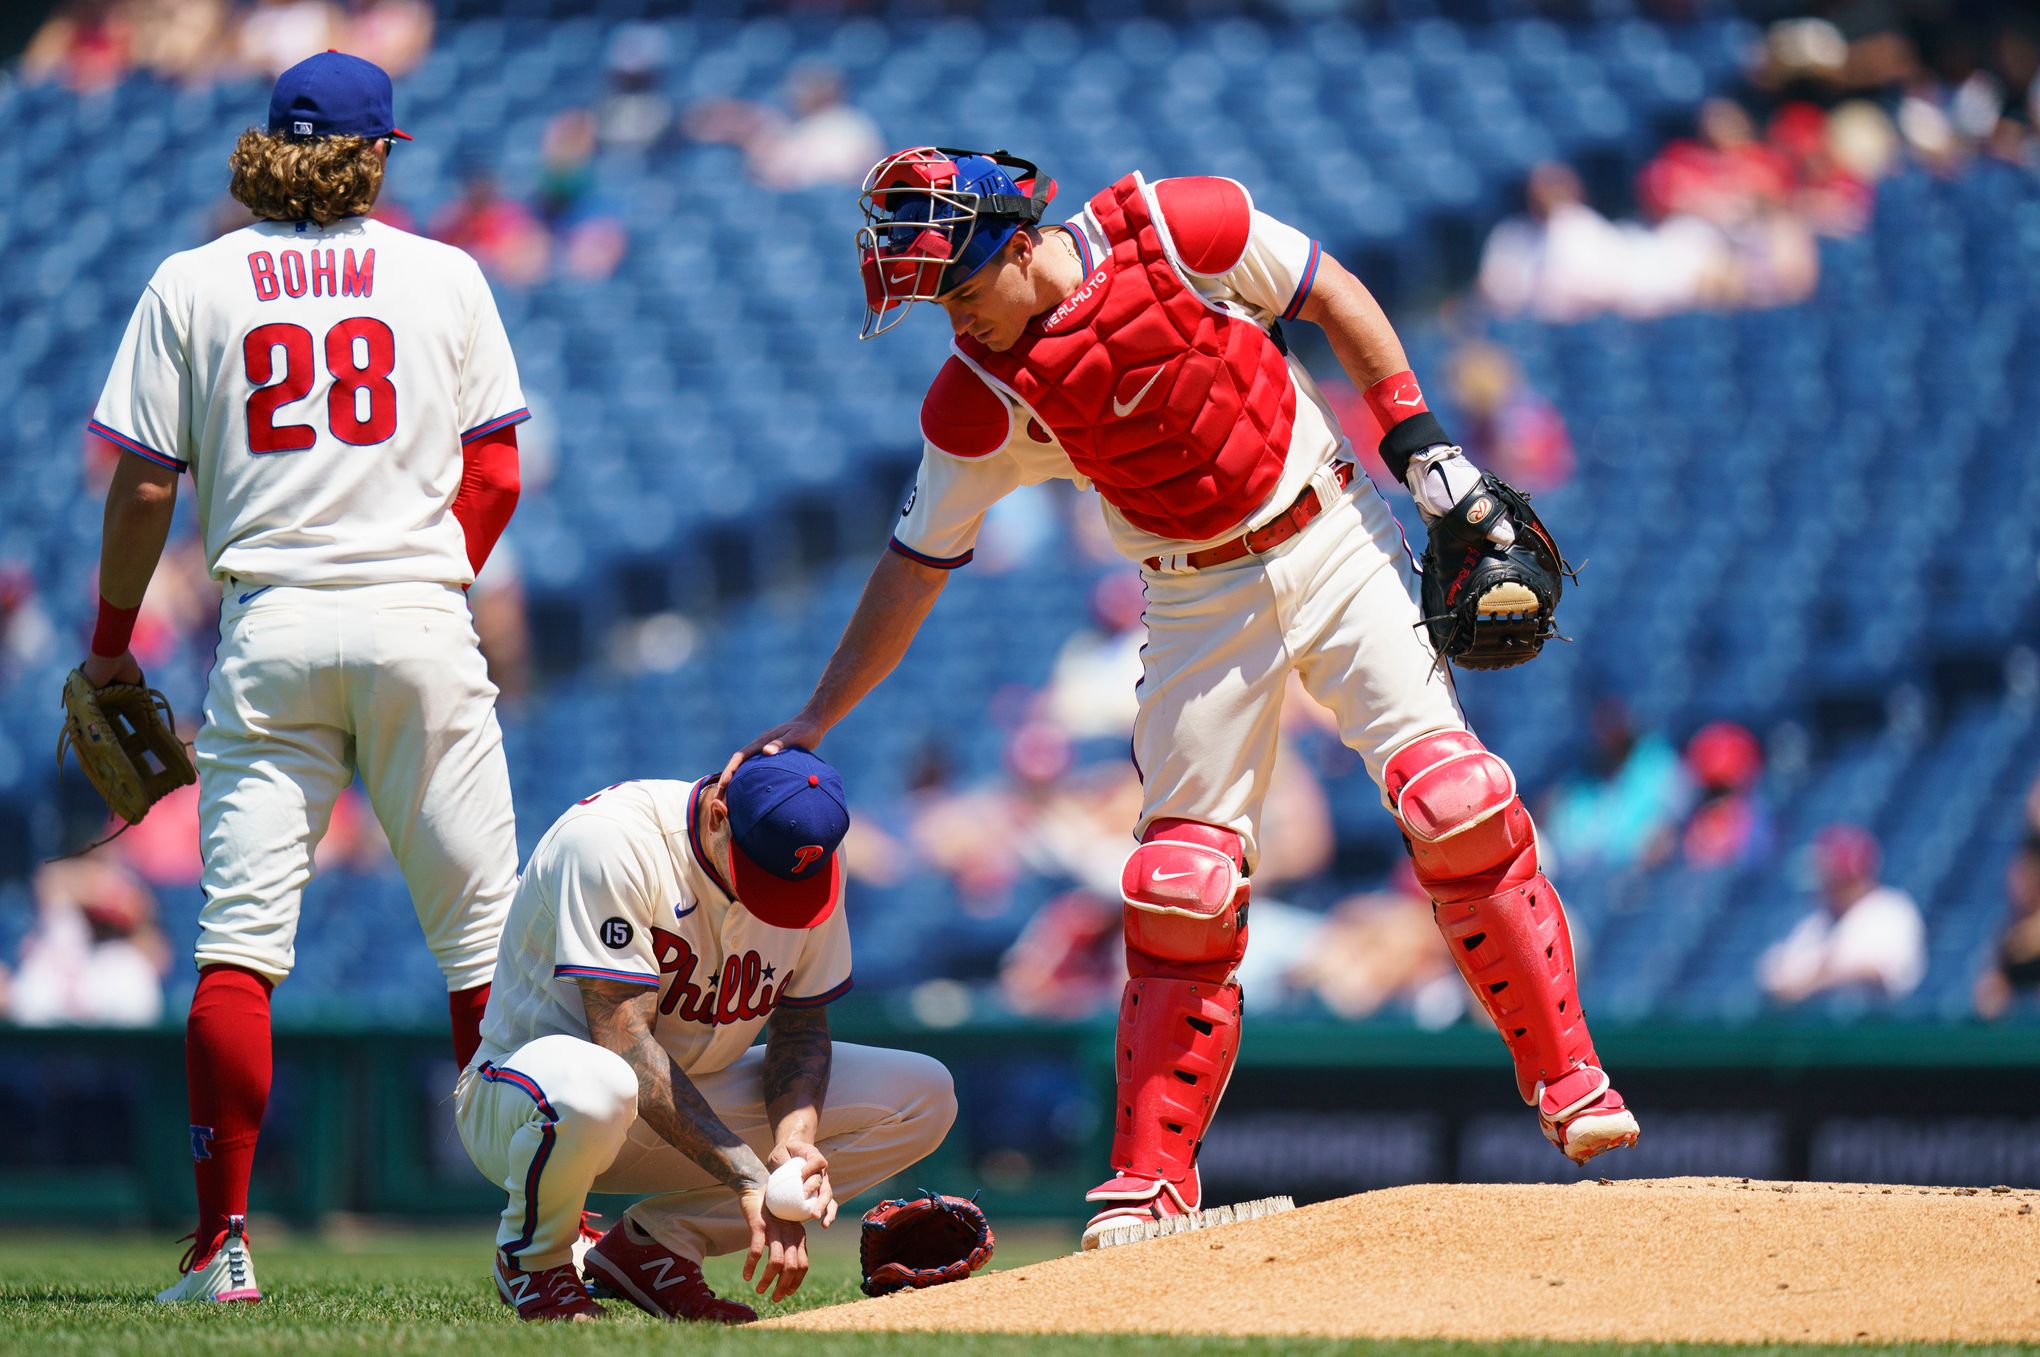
{"left": 765, "top": 1158, "right": 820, "bottom": 1222}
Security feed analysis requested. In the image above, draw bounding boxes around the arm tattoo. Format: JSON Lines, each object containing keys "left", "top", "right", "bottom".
{"left": 577, "top": 977, "right": 768, "bottom": 1194}
{"left": 763, "top": 1004, "right": 832, "bottom": 1124}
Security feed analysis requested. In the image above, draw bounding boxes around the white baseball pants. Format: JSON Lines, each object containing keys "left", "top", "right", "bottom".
{"left": 453, "top": 1035, "right": 957, "bottom": 1271}
{"left": 194, "top": 579, "right": 517, "bottom": 990}
{"left": 1135, "top": 472, "right": 1466, "bottom": 871}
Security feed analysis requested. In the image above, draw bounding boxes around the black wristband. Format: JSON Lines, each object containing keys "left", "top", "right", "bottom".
{"left": 1378, "top": 411, "right": 1450, "bottom": 483}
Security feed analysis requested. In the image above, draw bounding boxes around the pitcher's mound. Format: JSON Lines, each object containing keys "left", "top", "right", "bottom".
{"left": 769, "top": 1177, "right": 2039, "bottom": 1343}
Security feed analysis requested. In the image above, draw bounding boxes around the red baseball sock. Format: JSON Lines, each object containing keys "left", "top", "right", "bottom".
{"left": 448, "top": 983, "right": 490, "bottom": 1069}
{"left": 185, "top": 965, "right": 274, "bottom": 1257}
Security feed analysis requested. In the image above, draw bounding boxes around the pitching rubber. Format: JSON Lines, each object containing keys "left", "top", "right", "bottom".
{"left": 1086, "top": 1196, "right": 1296, "bottom": 1251}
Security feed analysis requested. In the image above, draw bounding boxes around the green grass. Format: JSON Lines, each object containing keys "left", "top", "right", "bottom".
{"left": 0, "top": 1232, "right": 2031, "bottom": 1357}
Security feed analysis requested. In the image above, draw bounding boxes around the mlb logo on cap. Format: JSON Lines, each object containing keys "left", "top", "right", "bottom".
{"left": 723, "top": 748, "right": 849, "bottom": 929}
{"left": 268, "top": 52, "right": 413, "bottom": 143}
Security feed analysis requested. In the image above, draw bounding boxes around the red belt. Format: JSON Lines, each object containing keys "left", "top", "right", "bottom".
{"left": 1142, "top": 461, "right": 1354, "bottom": 573}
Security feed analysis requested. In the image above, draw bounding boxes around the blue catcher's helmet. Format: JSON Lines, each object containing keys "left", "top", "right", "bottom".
{"left": 856, "top": 146, "right": 1057, "bottom": 338}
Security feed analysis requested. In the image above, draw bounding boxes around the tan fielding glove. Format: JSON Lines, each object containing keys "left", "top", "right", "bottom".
{"left": 58, "top": 667, "right": 197, "bottom": 824}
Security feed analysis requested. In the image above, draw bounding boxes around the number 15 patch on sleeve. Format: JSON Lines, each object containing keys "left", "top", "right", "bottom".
{"left": 601, "top": 918, "right": 634, "bottom": 950}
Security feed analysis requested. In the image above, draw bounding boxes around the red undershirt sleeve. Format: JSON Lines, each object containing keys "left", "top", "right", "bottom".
{"left": 450, "top": 426, "right": 521, "bottom": 578}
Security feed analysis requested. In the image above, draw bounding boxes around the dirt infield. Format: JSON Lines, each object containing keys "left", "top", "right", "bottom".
{"left": 769, "top": 1178, "right": 2040, "bottom": 1343}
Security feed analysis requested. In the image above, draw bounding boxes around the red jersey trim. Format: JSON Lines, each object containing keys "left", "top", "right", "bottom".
{"left": 1152, "top": 176, "right": 1253, "bottom": 276}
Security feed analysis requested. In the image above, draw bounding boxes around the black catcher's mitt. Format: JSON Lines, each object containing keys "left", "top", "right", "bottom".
{"left": 1420, "top": 473, "right": 1568, "bottom": 671}
{"left": 859, "top": 1190, "right": 995, "bottom": 1297}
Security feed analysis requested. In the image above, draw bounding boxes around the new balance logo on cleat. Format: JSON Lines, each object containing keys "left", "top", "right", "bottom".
{"left": 494, "top": 1250, "right": 603, "bottom": 1322}
{"left": 583, "top": 1217, "right": 756, "bottom": 1323}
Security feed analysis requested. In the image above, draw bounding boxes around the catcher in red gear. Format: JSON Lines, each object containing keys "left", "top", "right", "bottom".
{"left": 731, "top": 147, "right": 1638, "bottom": 1249}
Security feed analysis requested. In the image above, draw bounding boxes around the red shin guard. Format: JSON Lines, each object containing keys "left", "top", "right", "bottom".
{"left": 1102, "top": 820, "right": 1251, "bottom": 1196}
{"left": 1102, "top": 975, "right": 1242, "bottom": 1192}
{"left": 1434, "top": 875, "right": 1598, "bottom": 1102}
{"left": 185, "top": 965, "right": 274, "bottom": 1254}
{"left": 448, "top": 983, "right": 490, "bottom": 1069}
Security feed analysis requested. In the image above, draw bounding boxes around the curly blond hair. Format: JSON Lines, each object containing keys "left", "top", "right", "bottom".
{"left": 228, "top": 129, "right": 386, "bottom": 226}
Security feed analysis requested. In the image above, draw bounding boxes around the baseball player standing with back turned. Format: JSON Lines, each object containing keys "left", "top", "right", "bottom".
{"left": 81, "top": 52, "right": 529, "bottom": 1300}
{"left": 730, "top": 147, "right": 1640, "bottom": 1248}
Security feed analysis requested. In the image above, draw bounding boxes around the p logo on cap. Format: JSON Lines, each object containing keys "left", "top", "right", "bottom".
{"left": 723, "top": 749, "right": 849, "bottom": 929}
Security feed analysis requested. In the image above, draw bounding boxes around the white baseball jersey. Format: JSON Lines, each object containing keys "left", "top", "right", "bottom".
{"left": 893, "top": 178, "right": 1341, "bottom": 569}
{"left": 479, "top": 779, "right": 855, "bottom": 1078}
{"left": 91, "top": 216, "right": 528, "bottom": 587}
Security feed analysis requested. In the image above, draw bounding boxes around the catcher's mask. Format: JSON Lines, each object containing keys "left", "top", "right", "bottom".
{"left": 856, "top": 146, "right": 1056, "bottom": 339}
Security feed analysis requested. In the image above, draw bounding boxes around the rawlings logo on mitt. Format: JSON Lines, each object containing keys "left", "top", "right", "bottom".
{"left": 1420, "top": 473, "right": 1570, "bottom": 672}
{"left": 859, "top": 1190, "right": 994, "bottom": 1297}
{"left": 57, "top": 668, "right": 196, "bottom": 824}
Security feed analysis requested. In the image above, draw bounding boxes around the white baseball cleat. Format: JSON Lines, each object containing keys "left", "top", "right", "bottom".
{"left": 155, "top": 1215, "right": 261, "bottom": 1304}
{"left": 1538, "top": 1065, "right": 1640, "bottom": 1165}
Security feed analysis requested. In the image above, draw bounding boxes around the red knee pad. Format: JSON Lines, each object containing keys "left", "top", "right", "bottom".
{"left": 1383, "top": 731, "right": 1536, "bottom": 900}
{"left": 1105, "top": 975, "right": 1241, "bottom": 1187}
{"left": 1120, "top": 819, "right": 1248, "bottom": 980}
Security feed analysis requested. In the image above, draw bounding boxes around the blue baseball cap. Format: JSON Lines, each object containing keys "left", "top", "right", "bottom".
{"left": 268, "top": 52, "right": 412, "bottom": 143}
{"left": 724, "top": 748, "right": 848, "bottom": 929}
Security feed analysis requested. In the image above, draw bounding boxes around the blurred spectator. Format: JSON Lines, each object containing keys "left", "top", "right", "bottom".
{"left": 115, "top": 777, "right": 201, "bottom": 891}
{"left": 7, "top": 857, "right": 169, "bottom": 1027}
{"left": 1768, "top": 102, "right": 1877, "bottom": 236}
{"left": 22, "top": 0, "right": 134, "bottom": 92}
{"left": 1759, "top": 825, "right": 1926, "bottom": 1006}
{"left": 431, "top": 170, "right": 549, "bottom": 285}
{"left": 469, "top": 542, "right": 532, "bottom": 708}
{"left": 1827, "top": 99, "right": 1904, "bottom": 188}
{"left": 1680, "top": 720, "right": 1771, "bottom": 869}
{"left": 1478, "top": 162, "right": 1627, "bottom": 322}
{"left": 0, "top": 564, "right": 56, "bottom": 684}
{"left": 998, "top": 888, "right": 1122, "bottom": 1018}
{"left": 1542, "top": 697, "right": 1686, "bottom": 873}
{"left": 686, "top": 64, "right": 881, "bottom": 190}
{"left": 340, "top": 0, "right": 431, "bottom": 78}
{"left": 597, "top": 23, "right": 676, "bottom": 154}
{"left": 536, "top": 109, "right": 628, "bottom": 281}
{"left": 1635, "top": 98, "right": 1818, "bottom": 311}
{"left": 1041, "top": 573, "right": 1145, "bottom": 741}
{"left": 1283, "top": 865, "right": 1466, "bottom": 1027}
{"left": 128, "top": 0, "right": 232, "bottom": 85}
{"left": 1975, "top": 774, "right": 2040, "bottom": 1019}
{"left": 236, "top": 0, "right": 344, "bottom": 79}
{"left": 1638, "top": 99, "right": 1794, "bottom": 225}
{"left": 1257, "top": 681, "right": 1336, "bottom": 893}
{"left": 122, "top": 537, "right": 220, "bottom": 676}
{"left": 1446, "top": 340, "right": 1573, "bottom": 493}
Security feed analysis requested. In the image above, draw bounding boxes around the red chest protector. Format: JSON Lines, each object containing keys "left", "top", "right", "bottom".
{"left": 955, "top": 175, "right": 1295, "bottom": 542}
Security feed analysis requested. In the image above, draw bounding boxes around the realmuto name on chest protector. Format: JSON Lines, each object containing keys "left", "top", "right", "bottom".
{"left": 649, "top": 926, "right": 782, "bottom": 1024}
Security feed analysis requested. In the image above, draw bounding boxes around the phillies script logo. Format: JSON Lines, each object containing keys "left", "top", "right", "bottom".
{"left": 649, "top": 927, "right": 779, "bottom": 1024}
{"left": 792, "top": 844, "right": 826, "bottom": 872}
